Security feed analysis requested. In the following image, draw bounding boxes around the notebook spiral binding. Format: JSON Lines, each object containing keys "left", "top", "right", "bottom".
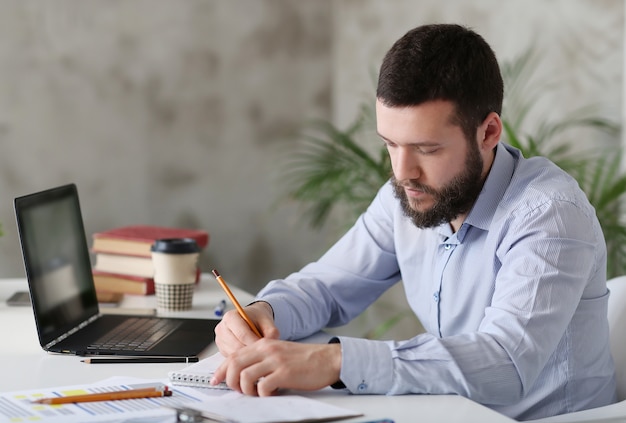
{"left": 168, "top": 371, "right": 231, "bottom": 390}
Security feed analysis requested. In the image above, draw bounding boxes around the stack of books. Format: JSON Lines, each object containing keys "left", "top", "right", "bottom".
{"left": 91, "top": 225, "right": 209, "bottom": 295}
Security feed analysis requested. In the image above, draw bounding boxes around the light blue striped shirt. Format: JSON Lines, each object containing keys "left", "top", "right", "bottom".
{"left": 257, "top": 142, "right": 616, "bottom": 420}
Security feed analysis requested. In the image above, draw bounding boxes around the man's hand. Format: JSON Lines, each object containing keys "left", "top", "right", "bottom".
{"left": 210, "top": 339, "right": 342, "bottom": 396}
{"left": 214, "top": 301, "right": 279, "bottom": 356}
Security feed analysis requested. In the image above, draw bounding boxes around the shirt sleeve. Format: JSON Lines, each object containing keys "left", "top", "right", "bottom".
{"left": 258, "top": 179, "right": 608, "bottom": 409}
{"left": 335, "top": 198, "right": 606, "bottom": 408}
{"left": 257, "top": 181, "right": 402, "bottom": 341}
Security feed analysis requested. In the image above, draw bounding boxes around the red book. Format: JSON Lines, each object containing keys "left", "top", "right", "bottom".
{"left": 92, "top": 225, "right": 209, "bottom": 258}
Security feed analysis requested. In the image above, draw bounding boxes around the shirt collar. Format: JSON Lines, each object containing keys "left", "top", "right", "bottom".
{"left": 436, "top": 142, "right": 518, "bottom": 240}
{"left": 465, "top": 142, "right": 517, "bottom": 231}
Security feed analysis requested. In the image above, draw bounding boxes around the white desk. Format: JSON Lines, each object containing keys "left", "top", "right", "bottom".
{"left": 0, "top": 276, "right": 514, "bottom": 423}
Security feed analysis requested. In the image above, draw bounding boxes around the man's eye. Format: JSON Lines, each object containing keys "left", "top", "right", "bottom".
{"left": 418, "top": 147, "right": 439, "bottom": 155}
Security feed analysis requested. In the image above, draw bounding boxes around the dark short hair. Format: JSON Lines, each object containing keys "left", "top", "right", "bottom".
{"left": 376, "top": 24, "right": 503, "bottom": 141}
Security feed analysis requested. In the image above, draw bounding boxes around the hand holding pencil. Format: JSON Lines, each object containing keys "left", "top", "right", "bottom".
{"left": 212, "top": 269, "right": 263, "bottom": 338}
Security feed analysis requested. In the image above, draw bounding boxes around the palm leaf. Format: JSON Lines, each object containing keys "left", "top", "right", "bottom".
{"left": 282, "top": 112, "right": 391, "bottom": 229}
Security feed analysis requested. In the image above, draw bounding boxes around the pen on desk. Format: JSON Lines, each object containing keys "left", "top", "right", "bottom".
{"left": 81, "top": 356, "right": 199, "bottom": 364}
{"left": 33, "top": 386, "right": 172, "bottom": 404}
{"left": 214, "top": 299, "right": 227, "bottom": 317}
{"left": 211, "top": 269, "right": 263, "bottom": 338}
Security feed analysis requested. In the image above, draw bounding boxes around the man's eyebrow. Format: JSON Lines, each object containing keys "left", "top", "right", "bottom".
{"left": 377, "top": 132, "right": 440, "bottom": 146}
{"left": 377, "top": 132, "right": 391, "bottom": 142}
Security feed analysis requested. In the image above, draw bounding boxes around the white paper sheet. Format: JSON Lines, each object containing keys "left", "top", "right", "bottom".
{"left": 169, "top": 349, "right": 362, "bottom": 422}
{"left": 187, "top": 392, "right": 362, "bottom": 423}
{"left": 0, "top": 363, "right": 361, "bottom": 423}
{"left": 0, "top": 376, "right": 207, "bottom": 423}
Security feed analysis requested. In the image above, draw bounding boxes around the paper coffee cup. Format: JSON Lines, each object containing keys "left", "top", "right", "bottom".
{"left": 151, "top": 238, "right": 200, "bottom": 311}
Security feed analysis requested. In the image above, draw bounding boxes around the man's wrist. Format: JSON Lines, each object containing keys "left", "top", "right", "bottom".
{"left": 248, "top": 300, "right": 275, "bottom": 319}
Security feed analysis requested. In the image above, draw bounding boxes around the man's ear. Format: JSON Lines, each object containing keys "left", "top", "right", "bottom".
{"left": 479, "top": 112, "right": 502, "bottom": 151}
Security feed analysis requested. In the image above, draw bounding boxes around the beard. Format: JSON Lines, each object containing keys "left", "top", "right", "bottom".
{"left": 392, "top": 142, "right": 485, "bottom": 229}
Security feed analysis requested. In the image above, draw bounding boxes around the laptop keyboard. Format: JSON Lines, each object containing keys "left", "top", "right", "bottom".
{"left": 87, "top": 318, "right": 182, "bottom": 352}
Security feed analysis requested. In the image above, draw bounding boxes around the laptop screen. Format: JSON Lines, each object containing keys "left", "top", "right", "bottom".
{"left": 14, "top": 184, "right": 99, "bottom": 345}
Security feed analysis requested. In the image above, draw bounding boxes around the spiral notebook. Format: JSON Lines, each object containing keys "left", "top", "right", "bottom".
{"left": 168, "top": 352, "right": 231, "bottom": 389}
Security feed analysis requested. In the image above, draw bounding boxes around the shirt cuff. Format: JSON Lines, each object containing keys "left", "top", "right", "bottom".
{"left": 328, "top": 338, "right": 346, "bottom": 389}
{"left": 331, "top": 336, "right": 394, "bottom": 394}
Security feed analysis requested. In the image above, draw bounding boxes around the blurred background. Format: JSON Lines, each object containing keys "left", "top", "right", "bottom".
{"left": 0, "top": 0, "right": 622, "bottom": 330}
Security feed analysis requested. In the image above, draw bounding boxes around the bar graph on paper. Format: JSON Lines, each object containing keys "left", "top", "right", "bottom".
{"left": 0, "top": 379, "right": 207, "bottom": 423}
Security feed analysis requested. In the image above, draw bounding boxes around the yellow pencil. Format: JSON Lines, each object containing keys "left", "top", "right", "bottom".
{"left": 33, "top": 386, "right": 172, "bottom": 405}
{"left": 212, "top": 269, "right": 263, "bottom": 338}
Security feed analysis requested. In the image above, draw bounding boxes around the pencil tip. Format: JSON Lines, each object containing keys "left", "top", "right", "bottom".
{"left": 212, "top": 269, "right": 220, "bottom": 277}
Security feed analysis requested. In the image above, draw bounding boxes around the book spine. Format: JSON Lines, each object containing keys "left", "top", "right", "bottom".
{"left": 94, "top": 253, "right": 154, "bottom": 278}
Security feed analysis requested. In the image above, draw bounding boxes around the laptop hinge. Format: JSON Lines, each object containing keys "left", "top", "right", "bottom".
{"left": 44, "top": 314, "right": 99, "bottom": 350}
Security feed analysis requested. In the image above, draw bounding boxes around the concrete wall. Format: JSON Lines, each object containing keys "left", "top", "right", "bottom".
{"left": 0, "top": 1, "right": 622, "bottom": 337}
{"left": 0, "top": 0, "right": 335, "bottom": 290}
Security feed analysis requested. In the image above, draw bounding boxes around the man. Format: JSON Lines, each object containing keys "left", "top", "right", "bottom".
{"left": 211, "top": 24, "right": 616, "bottom": 420}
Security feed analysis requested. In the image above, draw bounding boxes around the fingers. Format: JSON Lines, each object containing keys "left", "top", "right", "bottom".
{"left": 249, "top": 302, "right": 280, "bottom": 340}
{"left": 256, "top": 317, "right": 280, "bottom": 340}
{"left": 255, "top": 373, "right": 282, "bottom": 396}
{"left": 210, "top": 347, "right": 260, "bottom": 394}
{"left": 210, "top": 360, "right": 229, "bottom": 389}
{"left": 211, "top": 359, "right": 279, "bottom": 396}
{"left": 239, "top": 363, "right": 274, "bottom": 396}
{"left": 214, "top": 302, "right": 279, "bottom": 356}
{"left": 215, "top": 340, "right": 264, "bottom": 394}
{"left": 214, "top": 314, "right": 246, "bottom": 356}
{"left": 211, "top": 339, "right": 342, "bottom": 396}
{"left": 210, "top": 339, "right": 278, "bottom": 395}
{"left": 214, "top": 309, "right": 263, "bottom": 356}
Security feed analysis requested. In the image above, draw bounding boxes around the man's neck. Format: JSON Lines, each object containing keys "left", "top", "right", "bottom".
{"left": 449, "top": 215, "right": 466, "bottom": 233}
{"left": 449, "top": 147, "right": 498, "bottom": 233}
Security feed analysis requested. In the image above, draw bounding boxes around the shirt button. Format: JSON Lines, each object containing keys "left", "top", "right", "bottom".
{"left": 433, "top": 292, "right": 440, "bottom": 303}
{"left": 444, "top": 244, "right": 451, "bottom": 250}
{"left": 357, "top": 383, "right": 367, "bottom": 392}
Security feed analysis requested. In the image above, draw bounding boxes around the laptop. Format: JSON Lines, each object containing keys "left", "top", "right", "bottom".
{"left": 14, "top": 183, "right": 219, "bottom": 358}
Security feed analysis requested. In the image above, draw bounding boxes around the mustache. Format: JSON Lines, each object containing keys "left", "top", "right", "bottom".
{"left": 392, "top": 178, "right": 437, "bottom": 196}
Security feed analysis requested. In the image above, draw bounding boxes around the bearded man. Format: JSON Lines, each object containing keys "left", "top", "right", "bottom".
{"left": 211, "top": 23, "right": 616, "bottom": 421}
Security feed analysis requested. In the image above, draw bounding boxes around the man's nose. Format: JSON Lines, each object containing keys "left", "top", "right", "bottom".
{"left": 393, "top": 148, "right": 421, "bottom": 181}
